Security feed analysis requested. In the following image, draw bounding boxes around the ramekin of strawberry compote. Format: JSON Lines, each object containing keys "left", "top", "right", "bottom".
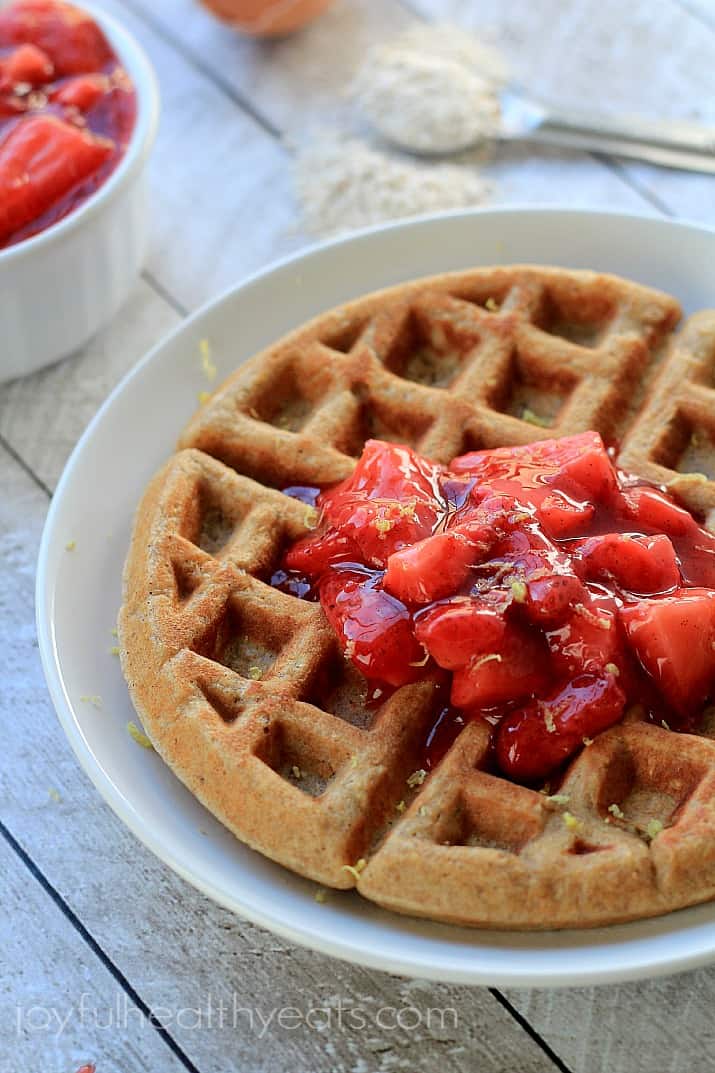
{"left": 0, "top": 0, "right": 159, "bottom": 381}
{"left": 276, "top": 432, "right": 715, "bottom": 787}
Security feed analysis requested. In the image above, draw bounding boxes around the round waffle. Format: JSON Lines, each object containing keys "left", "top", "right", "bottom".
{"left": 119, "top": 265, "right": 715, "bottom": 929}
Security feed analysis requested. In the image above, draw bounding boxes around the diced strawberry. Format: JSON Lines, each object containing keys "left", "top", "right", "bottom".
{"left": 383, "top": 509, "right": 498, "bottom": 604}
{"left": 50, "top": 72, "right": 108, "bottom": 112}
{"left": 0, "top": 114, "right": 113, "bottom": 244}
{"left": 0, "top": 92, "right": 25, "bottom": 117}
{"left": 620, "top": 589, "right": 715, "bottom": 716}
{"left": 0, "top": 42, "right": 53, "bottom": 90}
{"left": 496, "top": 672, "right": 626, "bottom": 781}
{"left": 0, "top": 1, "right": 113, "bottom": 76}
{"left": 525, "top": 571, "right": 586, "bottom": 624}
{"left": 283, "top": 525, "right": 358, "bottom": 576}
{"left": 572, "top": 532, "right": 681, "bottom": 595}
{"left": 415, "top": 596, "right": 508, "bottom": 670}
{"left": 623, "top": 485, "right": 694, "bottom": 536}
{"left": 556, "top": 434, "right": 619, "bottom": 503}
{"left": 322, "top": 495, "right": 437, "bottom": 568}
{"left": 483, "top": 526, "right": 586, "bottom": 624}
{"left": 546, "top": 590, "right": 622, "bottom": 678}
{"left": 451, "top": 620, "right": 550, "bottom": 708}
{"left": 623, "top": 485, "right": 715, "bottom": 588}
{"left": 383, "top": 530, "right": 477, "bottom": 604}
{"left": 329, "top": 439, "right": 443, "bottom": 505}
{"left": 451, "top": 431, "right": 618, "bottom": 508}
{"left": 316, "top": 440, "right": 443, "bottom": 568}
{"left": 319, "top": 570, "right": 426, "bottom": 687}
{"left": 537, "top": 490, "right": 596, "bottom": 539}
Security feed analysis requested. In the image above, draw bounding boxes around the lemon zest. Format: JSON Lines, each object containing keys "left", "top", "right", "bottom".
{"left": 199, "top": 338, "right": 216, "bottom": 381}
{"left": 303, "top": 506, "right": 319, "bottom": 530}
{"left": 407, "top": 768, "right": 427, "bottom": 789}
{"left": 470, "top": 652, "right": 502, "bottom": 670}
{"left": 341, "top": 858, "right": 367, "bottom": 881}
{"left": 645, "top": 819, "right": 664, "bottom": 840}
{"left": 510, "top": 579, "right": 527, "bottom": 603}
{"left": 127, "top": 722, "right": 153, "bottom": 749}
{"left": 545, "top": 793, "right": 570, "bottom": 806}
{"left": 522, "top": 407, "right": 551, "bottom": 428}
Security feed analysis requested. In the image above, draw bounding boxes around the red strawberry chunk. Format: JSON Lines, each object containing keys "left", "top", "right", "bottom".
{"left": 0, "top": 114, "right": 112, "bottom": 244}
{"left": 481, "top": 526, "right": 586, "bottom": 625}
{"left": 572, "top": 532, "right": 681, "bottom": 595}
{"left": 496, "top": 672, "right": 626, "bottom": 781}
{"left": 620, "top": 589, "right": 715, "bottom": 717}
{"left": 319, "top": 570, "right": 425, "bottom": 687}
{"left": 322, "top": 494, "right": 438, "bottom": 568}
{"left": 537, "top": 490, "right": 596, "bottom": 539}
{"left": 383, "top": 500, "right": 502, "bottom": 605}
{"left": 546, "top": 591, "right": 622, "bottom": 678}
{"left": 623, "top": 485, "right": 695, "bottom": 536}
{"left": 623, "top": 485, "right": 715, "bottom": 589}
{"left": 0, "top": 42, "right": 53, "bottom": 89}
{"left": 452, "top": 431, "right": 617, "bottom": 507}
{"left": 316, "top": 440, "right": 443, "bottom": 568}
{"left": 0, "top": 1, "right": 113, "bottom": 76}
{"left": 415, "top": 596, "right": 508, "bottom": 670}
{"left": 451, "top": 620, "right": 550, "bottom": 709}
{"left": 383, "top": 529, "right": 484, "bottom": 604}
{"left": 556, "top": 434, "right": 619, "bottom": 503}
{"left": 51, "top": 72, "right": 108, "bottom": 112}
{"left": 329, "top": 438, "right": 443, "bottom": 505}
{"left": 283, "top": 525, "right": 358, "bottom": 576}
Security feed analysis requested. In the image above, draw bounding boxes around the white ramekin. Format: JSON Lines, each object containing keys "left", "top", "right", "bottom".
{"left": 0, "top": 3, "right": 159, "bottom": 383}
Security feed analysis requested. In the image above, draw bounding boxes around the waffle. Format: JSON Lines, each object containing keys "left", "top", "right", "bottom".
{"left": 120, "top": 265, "right": 715, "bottom": 929}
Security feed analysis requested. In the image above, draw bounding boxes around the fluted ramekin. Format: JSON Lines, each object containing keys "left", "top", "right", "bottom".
{"left": 0, "top": 2, "right": 159, "bottom": 382}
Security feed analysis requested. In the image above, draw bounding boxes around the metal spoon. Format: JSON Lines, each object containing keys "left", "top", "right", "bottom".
{"left": 495, "top": 86, "right": 715, "bottom": 174}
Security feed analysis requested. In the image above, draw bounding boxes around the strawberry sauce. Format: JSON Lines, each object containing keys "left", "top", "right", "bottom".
{"left": 274, "top": 434, "right": 715, "bottom": 783}
{"left": 0, "top": 0, "right": 137, "bottom": 249}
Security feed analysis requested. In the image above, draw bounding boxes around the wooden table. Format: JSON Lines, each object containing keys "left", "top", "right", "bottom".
{"left": 3, "top": 1, "right": 715, "bottom": 1070}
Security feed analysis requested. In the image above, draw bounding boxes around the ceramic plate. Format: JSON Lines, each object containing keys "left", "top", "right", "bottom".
{"left": 37, "top": 208, "right": 715, "bottom": 986}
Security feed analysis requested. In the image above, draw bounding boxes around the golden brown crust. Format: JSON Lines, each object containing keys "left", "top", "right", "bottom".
{"left": 120, "top": 264, "right": 715, "bottom": 929}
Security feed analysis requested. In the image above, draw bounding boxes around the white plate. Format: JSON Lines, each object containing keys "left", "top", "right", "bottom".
{"left": 37, "top": 208, "right": 715, "bottom": 987}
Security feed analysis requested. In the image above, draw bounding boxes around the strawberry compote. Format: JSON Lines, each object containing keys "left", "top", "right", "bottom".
{"left": 276, "top": 433, "right": 715, "bottom": 783}
{"left": 0, "top": 0, "right": 137, "bottom": 249}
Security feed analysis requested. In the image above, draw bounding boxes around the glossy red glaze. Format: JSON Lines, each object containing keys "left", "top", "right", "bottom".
{"left": 495, "top": 673, "right": 626, "bottom": 781}
{"left": 277, "top": 435, "right": 715, "bottom": 781}
{"left": 0, "top": 0, "right": 136, "bottom": 249}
